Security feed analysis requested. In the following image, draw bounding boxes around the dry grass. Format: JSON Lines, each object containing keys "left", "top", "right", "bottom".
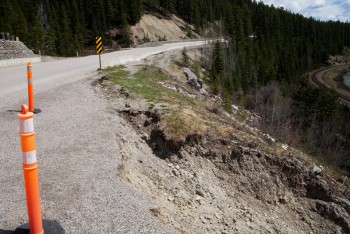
{"left": 105, "top": 65, "right": 241, "bottom": 143}
{"left": 161, "top": 108, "right": 207, "bottom": 142}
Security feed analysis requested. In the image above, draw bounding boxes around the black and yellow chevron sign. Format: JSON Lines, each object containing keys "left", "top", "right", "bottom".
{"left": 96, "top": 37, "right": 103, "bottom": 54}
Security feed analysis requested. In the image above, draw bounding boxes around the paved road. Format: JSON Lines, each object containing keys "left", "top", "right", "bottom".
{"left": 0, "top": 41, "right": 210, "bottom": 233}
{"left": 0, "top": 41, "right": 210, "bottom": 101}
{"left": 310, "top": 64, "right": 350, "bottom": 105}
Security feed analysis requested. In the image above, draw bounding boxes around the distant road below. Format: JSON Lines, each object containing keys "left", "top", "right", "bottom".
{"left": 0, "top": 40, "right": 215, "bottom": 103}
{"left": 310, "top": 64, "right": 350, "bottom": 106}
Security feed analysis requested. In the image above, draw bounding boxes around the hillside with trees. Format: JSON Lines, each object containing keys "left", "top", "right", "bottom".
{"left": 2, "top": 0, "right": 350, "bottom": 62}
{"left": 1, "top": 0, "right": 350, "bottom": 172}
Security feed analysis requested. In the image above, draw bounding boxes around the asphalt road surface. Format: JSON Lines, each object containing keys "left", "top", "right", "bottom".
{"left": 0, "top": 40, "right": 210, "bottom": 233}
{"left": 0, "top": 40, "right": 211, "bottom": 101}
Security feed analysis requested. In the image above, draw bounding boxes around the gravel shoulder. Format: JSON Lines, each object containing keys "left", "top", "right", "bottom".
{"left": 0, "top": 72, "right": 173, "bottom": 233}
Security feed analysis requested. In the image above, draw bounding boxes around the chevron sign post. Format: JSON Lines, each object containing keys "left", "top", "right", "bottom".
{"left": 96, "top": 36, "right": 103, "bottom": 70}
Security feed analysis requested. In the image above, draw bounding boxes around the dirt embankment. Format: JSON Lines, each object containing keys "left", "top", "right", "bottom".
{"left": 114, "top": 100, "right": 350, "bottom": 234}
{"left": 130, "top": 14, "right": 200, "bottom": 45}
{"left": 95, "top": 49, "right": 350, "bottom": 234}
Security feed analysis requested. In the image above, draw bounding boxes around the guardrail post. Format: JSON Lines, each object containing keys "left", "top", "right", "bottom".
{"left": 18, "top": 104, "right": 44, "bottom": 234}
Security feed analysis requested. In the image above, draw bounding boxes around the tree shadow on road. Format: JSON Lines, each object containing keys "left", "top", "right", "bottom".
{"left": 0, "top": 230, "right": 13, "bottom": 234}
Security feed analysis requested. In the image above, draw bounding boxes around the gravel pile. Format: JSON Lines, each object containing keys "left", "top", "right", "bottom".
{"left": 0, "top": 40, "right": 36, "bottom": 60}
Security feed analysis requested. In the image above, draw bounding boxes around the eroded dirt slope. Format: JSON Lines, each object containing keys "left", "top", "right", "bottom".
{"left": 95, "top": 49, "right": 350, "bottom": 234}
{"left": 130, "top": 14, "right": 199, "bottom": 45}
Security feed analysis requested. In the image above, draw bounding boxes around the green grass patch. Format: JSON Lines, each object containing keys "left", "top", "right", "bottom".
{"left": 104, "top": 65, "right": 238, "bottom": 143}
{"left": 105, "top": 65, "right": 198, "bottom": 107}
{"left": 105, "top": 65, "right": 129, "bottom": 78}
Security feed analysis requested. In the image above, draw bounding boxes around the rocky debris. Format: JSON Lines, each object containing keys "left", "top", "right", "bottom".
{"left": 328, "top": 47, "right": 350, "bottom": 65}
{"left": 0, "top": 39, "right": 37, "bottom": 60}
{"left": 314, "top": 201, "right": 350, "bottom": 233}
{"left": 263, "top": 133, "right": 276, "bottom": 143}
{"left": 328, "top": 55, "right": 347, "bottom": 65}
{"left": 328, "top": 55, "right": 350, "bottom": 65}
{"left": 113, "top": 99, "right": 350, "bottom": 233}
{"left": 310, "top": 163, "right": 324, "bottom": 175}
{"left": 231, "top": 104, "right": 239, "bottom": 113}
{"left": 157, "top": 81, "right": 195, "bottom": 98}
{"left": 333, "top": 197, "right": 350, "bottom": 214}
{"left": 141, "top": 132, "right": 149, "bottom": 141}
{"left": 183, "top": 67, "right": 202, "bottom": 91}
{"left": 97, "top": 49, "right": 350, "bottom": 234}
{"left": 210, "top": 94, "right": 223, "bottom": 104}
{"left": 281, "top": 144, "right": 289, "bottom": 150}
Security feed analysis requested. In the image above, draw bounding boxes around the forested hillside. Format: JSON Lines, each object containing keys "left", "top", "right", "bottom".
{"left": 1, "top": 0, "right": 350, "bottom": 81}
{"left": 1, "top": 0, "right": 350, "bottom": 171}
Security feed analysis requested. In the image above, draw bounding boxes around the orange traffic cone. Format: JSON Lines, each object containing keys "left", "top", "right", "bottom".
{"left": 18, "top": 104, "right": 44, "bottom": 234}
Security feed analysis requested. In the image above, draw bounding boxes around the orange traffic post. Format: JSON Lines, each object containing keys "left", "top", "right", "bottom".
{"left": 27, "top": 62, "right": 34, "bottom": 112}
{"left": 18, "top": 104, "right": 44, "bottom": 234}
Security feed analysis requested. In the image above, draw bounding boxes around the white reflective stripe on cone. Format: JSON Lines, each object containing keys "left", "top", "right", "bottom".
{"left": 19, "top": 118, "right": 34, "bottom": 133}
{"left": 22, "top": 150, "right": 37, "bottom": 164}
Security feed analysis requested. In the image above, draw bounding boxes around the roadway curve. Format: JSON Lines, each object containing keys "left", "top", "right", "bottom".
{"left": 310, "top": 64, "right": 350, "bottom": 105}
{"left": 0, "top": 41, "right": 212, "bottom": 233}
{"left": 0, "top": 40, "right": 214, "bottom": 102}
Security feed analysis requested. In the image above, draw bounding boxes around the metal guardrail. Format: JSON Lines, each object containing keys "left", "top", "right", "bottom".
{"left": 0, "top": 32, "right": 19, "bottom": 41}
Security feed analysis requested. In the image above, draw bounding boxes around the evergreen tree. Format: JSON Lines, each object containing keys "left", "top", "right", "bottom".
{"left": 13, "top": 8, "right": 28, "bottom": 42}
{"left": 0, "top": 0, "right": 14, "bottom": 33}
{"left": 213, "top": 41, "right": 224, "bottom": 75}
{"left": 181, "top": 47, "right": 189, "bottom": 66}
{"left": 28, "top": 15, "right": 44, "bottom": 53}
{"left": 211, "top": 41, "right": 225, "bottom": 94}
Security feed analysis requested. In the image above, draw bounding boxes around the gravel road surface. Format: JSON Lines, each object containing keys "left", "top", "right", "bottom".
{"left": 0, "top": 41, "right": 209, "bottom": 233}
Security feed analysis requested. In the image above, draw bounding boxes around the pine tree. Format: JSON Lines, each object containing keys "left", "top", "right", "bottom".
{"left": 71, "top": 0, "right": 84, "bottom": 53}
{"left": 182, "top": 47, "right": 189, "bottom": 66}
{"left": 13, "top": 8, "right": 28, "bottom": 42}
{"left": 0, "top": 0, "right": 14, "bottom": 33}
{"left": 119, "top": 9, "right": 131, "bottom": 47}
{"left": 213, "top": 41, "right": 224, "bottom": 75}
{"left": 28, "top": 15, "right": 44, "bottom": 53}
{"left": 58, "top": 5, "right": 74, "bottom": 56}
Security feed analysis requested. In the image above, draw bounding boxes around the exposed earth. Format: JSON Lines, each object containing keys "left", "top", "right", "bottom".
{"left": 94, "top": 48, "right": 350, "bottom": 233}
{"left": 130, "top": 14, "right": 200, "bottom": 46}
